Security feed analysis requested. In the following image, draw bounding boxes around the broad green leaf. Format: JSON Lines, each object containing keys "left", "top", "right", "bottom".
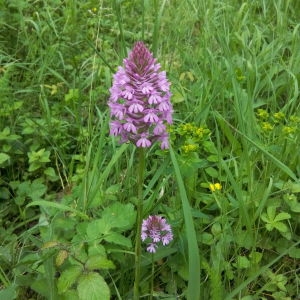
{"left": 86, "top": 219, "right": 111, "bottom": 241}
{"left": 0, "top": 152, "right": 10, "bottom": 165}
{"left": 288, "top": 247, "right": 300, "bottom": 259}
{"left": 85, "top": 255, "right": 115, "bottom": 271}
{"left": 28, "top": 180, "right": 47, "bottom": 199}
{"left": 104, "top": 232, "right": 132, "bottom": 248}
{"left": 0, "top": 285, "right": 17, "bottom": 299}
{"left": 77, "top": 272, "right": 110, "bottom": 300}
{"left": 102, "top": 202, "right": 136, "bottom": 230}
{"left": 59, "top": 289, "right": 80, "bottom": 300}
{"left": 57, "top": 266, "right": 82, "bottom": 294}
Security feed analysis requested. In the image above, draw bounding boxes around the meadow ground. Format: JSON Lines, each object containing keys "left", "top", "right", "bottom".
{"left": 1, "top": 0, "right": 300, "bottom": 299}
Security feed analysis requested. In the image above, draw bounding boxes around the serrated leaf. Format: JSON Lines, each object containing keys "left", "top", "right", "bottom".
{"left": 85, "top": 255, "right": 115, "bottom": 271}
{"left": 86, "top": 219, "right": 111, "bottom": 241}
{"left": 205, "top": 167, "right": 219, "bottom": 178}
{"left": 77, "top": 272, "right": 110, "bottom": 300}
{"left": 273, "top": 221, "right": 288, "bottom": 233}
{"left": 57, "top": 266, "right": 82, "bottom": 294}
{"left": 104, "top": 232, "right": 132, "bottom": 248}
{"left": 28, "top": 180, "right": 47, "bottom": 199}
{"left": 102, "top": 202, "right": 136, "bottom": 230}
{"left": 274, "top": 212, "right": 291, "bottom": 222}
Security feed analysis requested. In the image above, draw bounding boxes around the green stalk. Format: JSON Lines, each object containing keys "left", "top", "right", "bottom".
{"left": 133, "top": 148, "right": 145, "bottom": 300}
{"left": 150, "top": 254, "right": 154, "bottom": 300}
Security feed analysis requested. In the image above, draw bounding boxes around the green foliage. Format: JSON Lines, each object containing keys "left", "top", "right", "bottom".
{"left": 1, "top": 0, "right": 300, "bottom": 299}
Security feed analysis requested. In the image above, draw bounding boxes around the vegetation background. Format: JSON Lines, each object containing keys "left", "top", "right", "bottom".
{"left": 0, "top": 0, "right": 300, "bottom": 299}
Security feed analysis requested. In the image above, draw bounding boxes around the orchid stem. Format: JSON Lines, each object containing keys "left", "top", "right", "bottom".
{"left": 133, "top": 147, "right": 145, "bottom": 300}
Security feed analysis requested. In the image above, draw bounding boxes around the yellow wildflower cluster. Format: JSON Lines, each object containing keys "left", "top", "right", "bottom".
{"left": 172, "top": 122, "right": 211, "bottom": 155}
{"left": 209, "top": 183, "right": 222, "bottom": 192}
{"left": 256, "top": 109, "right": 299, "bottom": 136}
{"left": 181, "top": 144, "right": 198, "bottom": 153}
{"left": 256, "top": 109, "right": 269, "bottom": 120}
{"left": 178, "top": 123, "right": 211, "bottom": 142}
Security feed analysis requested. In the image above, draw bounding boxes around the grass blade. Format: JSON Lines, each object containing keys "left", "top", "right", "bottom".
{"left": 169, "top": 146, "right": 200, "bottom": 300}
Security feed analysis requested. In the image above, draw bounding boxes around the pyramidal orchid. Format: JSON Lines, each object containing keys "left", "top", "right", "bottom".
{"left": 109, "top": 41, "right": 173, "bottom": 149}
{"left": 141, "top": 215, "right": 173, "bottom": 253}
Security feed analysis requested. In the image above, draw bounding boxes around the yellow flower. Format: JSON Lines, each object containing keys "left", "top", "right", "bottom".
{"left": 273, "top": 111, "right": 285, "bottom": 122}
{"left": 289, "top": 115, "right": 300, "bottom": 123}
{"left": 181, "top": 144, "right": 198, "bottom": 153}
{"left": 282, "top": 126, "right": 296, "bottom": 135}
{"left": 209, "top": 183, "right": 222, "bottom": 192}
{"left": 92, "top": 7, "right": 97, "bottom": 13}
{"left": 261, "top": 122, "right": 273, "bottom": 132}
{"left": 256, "top": 109, "right": 269, "bottom": 120}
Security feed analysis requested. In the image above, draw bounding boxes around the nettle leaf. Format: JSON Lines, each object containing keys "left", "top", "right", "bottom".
{"left": 104, "top": 232, "right": 132, "bottom": 248}
{"left": 86, "top": 219, "right": 111, "bottom": 241}
{"left": 57, "top": 265, "right": 83, "bottom": 294}
{"left": 102, "top": 202, "right": 136, "bottom": 231}
{"left": 28, "top": 180, "right": 47, "bottom": 199}
{"left": 85, "top": 255, "right": 116, "bottom": 271}
{"left": 77, "top": 272, "right": 110, "bottom": 300}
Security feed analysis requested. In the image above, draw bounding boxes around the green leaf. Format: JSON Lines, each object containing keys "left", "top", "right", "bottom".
{"left": 28, "top": 180, "right": 47, "bottom": 199}
{"left": 273, "top": 221, "right": 288, "bottom": 233}
{"left": 86, "top": 219, "right": 111, "bottom": 241}
{"left": 0, "top": 285, "right": 17, "bottom": 299}
{"left": 102, "top": 202, "right": 136, "bottom": 230}
{"left": 205, "top": 167, "right": 219, "bottom": 178}
{"left": 77, "top": 272, "right": 110, "bottom": 300}
{"left": 266, "top": 206, "right": 277, "bottom": 221}
{"left": 57, "top": 266, "right": 83, "bottom": 294}
{"left": 274, "top": 212, "right": 291, "bottom": 222}
{"left": 59, "top": 289, "right": 79, "bottom": 300}
{"left": 0, "top": 152, "right": 10, "bottom": 165}
{"left": 44, "top": 167, "right": 59, "bottom": 181}
{"left": 169, "top": 146, "right": 200, "bottom": 300}
{"left": 235, "top": 256, "right": 250, "bottom": 269}
{"left": 27, "top": 200, "right": 89, "bottom": 220}
{"left": 288, "top": 247, "right": 300, "bottom": 259}
{"left": 104, "top": 232, "right": 132, "bottom": 248}
{"left": 85, "top": 255, "right": 115, "bottom": 271}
